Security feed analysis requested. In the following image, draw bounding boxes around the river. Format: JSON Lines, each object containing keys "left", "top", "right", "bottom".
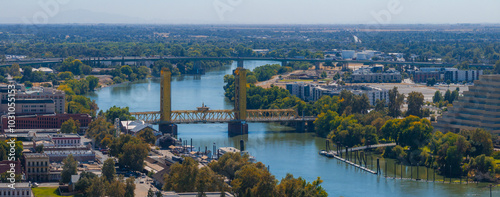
{"left": 86, "top": 61, "right": 497, "bottom": 196}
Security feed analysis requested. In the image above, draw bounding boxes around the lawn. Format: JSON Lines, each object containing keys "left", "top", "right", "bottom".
{"left": 32, "top": 187, "right": 62, "bottom": 197}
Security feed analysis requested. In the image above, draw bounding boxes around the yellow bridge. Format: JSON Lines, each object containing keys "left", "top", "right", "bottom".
{"left": 131, "top": 109, "right": 301, "bottom": 124}
{"left": 130, "top": 63, "right": 315, "bottom": 135}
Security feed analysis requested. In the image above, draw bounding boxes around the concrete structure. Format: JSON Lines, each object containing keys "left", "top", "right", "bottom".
{"left": 434, "top": 75, "right": 500, "bottom": 134}
{"left": 24, "top": 153, "right": 49, "bottom": 182}
{"left": 1, "top": 113, "right": 92, "bottom": 131}
{"left": 341, "top": 50, "right": 356, "bottom": 60}
{"left": 351, "top": 66, "right": 402, "bottom": 83}
{"left": 0, "top": 183, "right": 33, "bottom": 197}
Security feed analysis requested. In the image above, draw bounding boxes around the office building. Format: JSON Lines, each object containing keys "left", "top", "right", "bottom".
{"left": 434, "top": 75, "right": 500, "bottom": 134}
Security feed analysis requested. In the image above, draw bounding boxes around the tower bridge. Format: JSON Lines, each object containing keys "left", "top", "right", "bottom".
{"left": 130, "top": 64, "right": 315, "bottom": 136}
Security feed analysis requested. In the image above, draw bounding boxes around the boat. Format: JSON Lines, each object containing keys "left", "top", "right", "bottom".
{"left": 319, "top": 150, "right": 327, "bottom": 156}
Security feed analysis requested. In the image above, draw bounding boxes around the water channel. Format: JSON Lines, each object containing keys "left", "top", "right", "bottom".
{"left": 85, "top": 61, "right": 497, "bottom": 196}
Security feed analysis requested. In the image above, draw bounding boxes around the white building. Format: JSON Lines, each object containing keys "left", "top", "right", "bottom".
{"left": 0, "top": 183, "right": 33, "bottom": 197}
{"left": 31, "top": 67, "right": 54, "bottom": 74}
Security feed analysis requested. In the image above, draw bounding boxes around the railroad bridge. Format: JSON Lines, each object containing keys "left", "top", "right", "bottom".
{"left": 131, "top": 62, "right": 315, "bottom": 136}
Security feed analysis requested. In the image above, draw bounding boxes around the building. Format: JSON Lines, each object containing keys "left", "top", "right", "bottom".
{"left": 121, "top": 120, "right": 160, "bottom": 135}
{"left": 15, "top": 87, "right": 65, "bottom": 114}
{"left": 0, "top": 160, "right": 21, "bottom": 175}
{"left": 341, "top": 50, "right": 356, "bottom": 60}
{"left": 433, "top": 75, "right": 500, "bottom": 134}
{"left": 50, "top": 134, "right": 81, "bottom": 146}
{"left": 413, "top": 67, "right": 483, "bottom": 83}
{"left": 286, "top": 83, "right": 312, "bottom": 101}
{"left": 31, "top": 67, "right": 53, "bottom": 74}
{"left": 350, "top": 66, "right": 402, "bottom": 83}
{"left": 0, "top": 183, "right": 33, "bottom": 197}
{"left": 0, "top": 99, "right": 55, "bottom": 115}
{"left": 45, "top": 150, "right": 95, "bottom": 163}
{"left": 1, "top": 113, "right": 92, "bottom": 131}
{"left": 24, "top": 153, "right": 49, "bottom": 182}
{"left": 311, "top": 85, "right": 389, "bottom": 105}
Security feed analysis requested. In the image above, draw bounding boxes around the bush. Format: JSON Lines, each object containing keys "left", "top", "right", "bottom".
{"left": 492, "top": 151, "right": 500, "bottom": 160}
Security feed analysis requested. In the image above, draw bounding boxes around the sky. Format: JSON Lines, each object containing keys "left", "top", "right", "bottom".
{"left": 0, "top": 0, "right": 499, "bottom": 24}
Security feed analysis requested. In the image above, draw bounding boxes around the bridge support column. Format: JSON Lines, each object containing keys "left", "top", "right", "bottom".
{"left": 228, "top": 121, "right": 248, "bottom": 136}
{"left": 295, "top": 122, "right": 306, "bottom": 132}
{"left": 159, "top": 123, "right": 177, "bottom": 136}
{"left": 306, "top": 121, "right": 315, "bottom": 132}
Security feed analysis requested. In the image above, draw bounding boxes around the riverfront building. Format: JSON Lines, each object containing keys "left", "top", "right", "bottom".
{"left": 434, "top": 75, "right": 500, "bottom": 134}
{"left": 286, "top": 83, "right": 388, "bottom": 105}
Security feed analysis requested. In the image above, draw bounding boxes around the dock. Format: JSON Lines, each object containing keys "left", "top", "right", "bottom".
{"left": 330, "top": 153, "right": 377, "bottom": 174}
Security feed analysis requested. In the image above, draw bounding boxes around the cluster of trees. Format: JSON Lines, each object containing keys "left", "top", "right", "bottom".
{"left": 65, "top": 157, "right": 136, "bottom": 197}
{"left": 0, "top": 139, "right": 23, "bottom": 161}
{"left": 57, "top": 57, "right": 92, "bottom": 75}
{"left": 60, "top": 118, "right": 80, "bottom": 134}
{"left": 97, "top": 65, "right": 149, "bottom": 84}
{"left": 383, "top": 128, "right": 498, "bottom": 181}
{"left": 163, "top": 153, "right": 327, "bottom": 196}
{"left": 432, "top": 88, "right": 460, "bottom": 107}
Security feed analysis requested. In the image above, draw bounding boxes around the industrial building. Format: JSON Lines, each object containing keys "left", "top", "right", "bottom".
{"left": 433, "top": 75, "right": 500, "bottom": 134}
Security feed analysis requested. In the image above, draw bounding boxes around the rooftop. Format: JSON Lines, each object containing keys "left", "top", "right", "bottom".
{"left": 24, "top": 153, "right": 49, "bottom": 158}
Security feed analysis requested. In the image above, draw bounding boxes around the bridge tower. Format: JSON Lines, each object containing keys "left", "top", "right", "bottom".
{"left": 229, "top": 65, "right": 249, "bottom": 136}
{"left": 159, "top": 68, "right": 177, "bottom": 135}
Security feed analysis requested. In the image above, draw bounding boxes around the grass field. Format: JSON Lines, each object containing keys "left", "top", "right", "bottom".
{"left": 32, "top": 187, "right": 62, "bottom": 197}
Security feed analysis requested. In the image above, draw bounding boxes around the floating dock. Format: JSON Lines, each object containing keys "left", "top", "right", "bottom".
{"left": 321, "top": 150, "right": 377, "bottom": 174}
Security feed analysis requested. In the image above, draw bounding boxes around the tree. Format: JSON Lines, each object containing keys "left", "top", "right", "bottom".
{"left": 276, "top": 174, "right": 328, "bottom": 197}
{"left": 35, "top": 144, "right": 44, "bottom": 153}
{"left": 103, "top": 158, "right": 116, "bottom": 182}
{"left": 136, "top": 128, "right": 157, "bottom": 144}
{"left": 444, "top": 90, "right": 451, "bottom": 103}
{"left": 407, "top": 91, "right": 424, "bottom": 117}
{"left": 163, "top": 157, "right": 199, "bottom": 192}
{"left": 105, "top": 106, "right": 136, "bottom": 122}
{"left": 87, "top": 76, "right": 99, "bottom": 91}
{"left": 111, "top": 135, "right": 149, "bottom": 171}
{"left": 106, "top": 177, "right": 126, "bottom": 197}
{"left": 495, "top": 60, "right": 500, "bottom": 74}
{"left": 61, "top": 154, "right": 78, "bottom": 183}
{"left": 320, "top": 71, "right": 327, "bottom": 79}
{"left": 374, "top": 99, "right": 386, "bottom": 112}
{"left": 231, "top": 162, "right": 277, "bottom": 196}
{"left": 75, "top": 171, "right": 98, "bottom": 193}
{"left": 388, "top": 87, "right": 405, "bottom": 117}
{"left": 433, "top": 91, "right": 443, "bottom": 103}
{"left": 125, "top": 177, "right": 136, "bottom": 197}
{"left": 399, "top": 117, "right": 433, "bottom": 150}
{"left": 313, "top": 110, "right": 339, "bottom": 138}
{"left": 460, "top": 129, "right": 494, "bottom": 157}
{"left": 120, "top": 65, "right": 133, "bottom": 76}
{"left": 9, "top": 64, "right": 21, "bottom": 77}
{"left": 60, "top": 118, "right": 80, "bottom": 134}
{"left": 426, "top": 78, "right": 437, "bottom": 86}
{"left": 86, "top": 177, "right": 106, "bottom": 197}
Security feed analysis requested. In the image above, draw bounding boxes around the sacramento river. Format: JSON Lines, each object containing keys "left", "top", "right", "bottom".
{"left": 86, "top": 61, "right": 498, "bottom": 196}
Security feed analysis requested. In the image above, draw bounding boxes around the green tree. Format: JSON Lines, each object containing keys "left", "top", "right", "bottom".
{"left": 407, "top": 91, "right": 424, "bottom": 117}
{"left": 106, "top": 177, "right": 127, "bottom": 197}
{"left": 120, "top": 65, "right": 133, "bottom": 76}
{"left": 9, "top": 63, "right": 21, "bottom": 77}
{"left": 60, "top": 118, "right": 80, "bottom": 134}
{"left": 460, "top": 129, "right": 494, "bottom": 156}
{"left": 86, "top": 177, "right": 106, "bottom": 197}
{"left": 388, "top": 87, "right": 405, "bottom": 117}
{"left": 87, "top": 76, "right": 99, "bottom": 91}
{"left": 136, "top": 128, "right": 157, "bottom": 144}
{"left": 125, "top": 177, "right": 136, "bottom": 197}
{"left": 276, "top": 174, "right": 328, "bottom": 197}
{"left": 399, "top": 116, "right": 433, "bottom": 150}
{"left": 313, "top": 110, "right": 339, "bottom": 138}
{"left": 105, "top": 106, "right": 136, "bottom": 122}
{"left": 320, "top": 71, "right": 327, "bottom": 79}
{"left": 444, "top": 90, "right": 452, "bottom": 103}
{"left": 57, "top": 71, "right": 74, "bottom": 80}
{"left": 103, "top": 158, "right": 116, "bottom": 182}
{"left": 433, "top": 91, "right": 443, "bottom": 103}
{"left": 61, "top": 154, "right": 78, "bottom": 183}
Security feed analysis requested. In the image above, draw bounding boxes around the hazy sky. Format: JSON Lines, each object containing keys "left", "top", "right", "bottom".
{"left": 1, "top": 0, "right": 499, "bottom": 24}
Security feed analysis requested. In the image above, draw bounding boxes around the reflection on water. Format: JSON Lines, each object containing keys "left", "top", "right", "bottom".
{"left": 86, "top": 61, "right": 498, "bottom": 197}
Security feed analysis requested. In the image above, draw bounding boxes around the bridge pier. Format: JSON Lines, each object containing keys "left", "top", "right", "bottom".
{"left": 159, "top": 123, "right": 178, "bottom": 136}
{"left": 295, "top": 122, "right": 305, "bottom": 132}
{"left": 307, "top": 121, "right": 315, "bottom": 132}
{"left": 228, "top": 121, "right": 248, "bottom": 136}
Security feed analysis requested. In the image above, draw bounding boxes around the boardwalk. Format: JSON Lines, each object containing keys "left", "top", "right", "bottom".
{"left": 321, "top": 143, "right": 396, "bottom": 175}
{"left": 332, "top": 143, "right": 397, "bottom": 154}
